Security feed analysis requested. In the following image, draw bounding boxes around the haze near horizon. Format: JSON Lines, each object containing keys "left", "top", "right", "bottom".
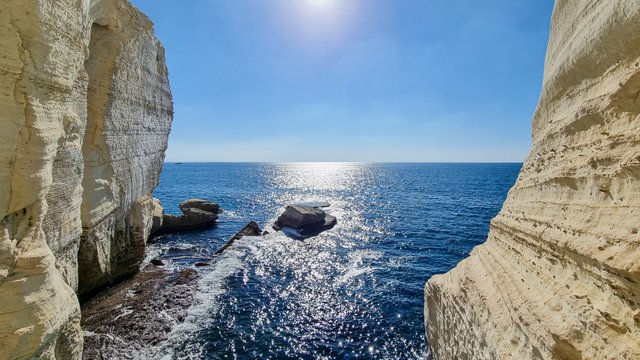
{"left": 131, "top": 0, "right": 554, "bottom": 162}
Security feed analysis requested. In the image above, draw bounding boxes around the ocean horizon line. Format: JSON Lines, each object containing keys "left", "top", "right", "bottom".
{"left": 164, "top": 161, "right": 525, "bottom": 164}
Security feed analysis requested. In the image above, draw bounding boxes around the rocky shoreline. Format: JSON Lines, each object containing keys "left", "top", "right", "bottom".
{"left": 81, "top": 267, "right": 199, "bottom": 359}
{"left": 80, "top": 198, "right": 338, "bottom": 356}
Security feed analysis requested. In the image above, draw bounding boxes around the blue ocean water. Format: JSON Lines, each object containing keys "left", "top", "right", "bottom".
{"left": 148, "top": 163, "right": 521, "bottom": 359}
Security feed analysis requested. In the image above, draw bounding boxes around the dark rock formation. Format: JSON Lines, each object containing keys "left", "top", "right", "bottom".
{"left": 179, "top": 198, "right": 221, "bottom": 215}
{"left": 273, "top": 205, "right": 337, "bottom": 238}
{"left": 273, "top": 205, "right": 326, "bottom": 230}
{"left": 155, "top": 199, "right": 220, "bottom": 235}
{"left": 150, "top": 259, "right": 165, "bottom": 266}
{"left": 81, "top": 267, "right": 199, "bottom": 359}
{"left": 214, "top": 221, "right": 263, "bottom": 255}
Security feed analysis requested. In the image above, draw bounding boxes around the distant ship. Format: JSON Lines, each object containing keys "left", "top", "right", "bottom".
{"left": 176, "top": 162, "right": 183, "bottom": 165}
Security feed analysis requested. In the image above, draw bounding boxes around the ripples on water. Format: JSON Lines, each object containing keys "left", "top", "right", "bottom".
{"left": 148, "top": 163, "right": 521, "bottom": 359}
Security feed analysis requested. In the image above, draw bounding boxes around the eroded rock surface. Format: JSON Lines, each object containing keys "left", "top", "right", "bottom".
{"left": 425, "top": 1, "right": 640, "bottom": 359}
{"left": 150, "top": 198, "right": 164, "bottom": 236}
{"left": 215, "top": 221, "right": 263, "bottom": 255}
{"left": 273, "top": 205, "right": 337, "bottom": 238}
{"left": 0, "top": 0, "right": 172, "bottom": 358}
{"left": 179, "top": 198, "right": 221, "bottom": 215}
{"left": 81, "top": 267, "right": 199, "bottom": 359}
{"left": 274, "top": 205, "right": 326, "bottom": 230}
{"left": 156, "top": 199, "right": 220, "bottom": 235}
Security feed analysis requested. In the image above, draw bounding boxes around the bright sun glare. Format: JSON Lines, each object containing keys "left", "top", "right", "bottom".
{"left": 306, "top": 0, "right": 334, "bottom": 9}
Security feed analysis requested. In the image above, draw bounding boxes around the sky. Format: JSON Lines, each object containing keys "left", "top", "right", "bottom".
{"left": 130, "top": 0, "right": 555, "bottom": 162}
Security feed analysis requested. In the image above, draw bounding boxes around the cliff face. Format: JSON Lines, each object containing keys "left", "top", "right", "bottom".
{"left": 425, "top": 1, "right": 640, "bottom": 359}
{"left": 0, "top": 0, "right": 172, "bottom": 358}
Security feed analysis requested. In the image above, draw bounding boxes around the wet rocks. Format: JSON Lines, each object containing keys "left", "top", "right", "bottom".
{"left": 273, "top": 205, "right": 337, "bottom": 238}
{"left": 155, "top": 199, "right": 220, "bottom": 235}
{"left": 274, "top": 205, "right": 325, "bottom": 230}
{"left": 81, "top": 267, "right": 199, "bottom": 359}
{"left": 230, "top": 221, "right": 263, "bottom": 240}
{"left": 150, "top": 259, "right": 165, "bottom": 266}
{"left": 214, "top": 221, "right": 263, "bottom": 255}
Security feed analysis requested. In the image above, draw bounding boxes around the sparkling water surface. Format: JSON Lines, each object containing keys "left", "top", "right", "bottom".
{"left": 148, "top": 163, "right": 520, "bottom": 359}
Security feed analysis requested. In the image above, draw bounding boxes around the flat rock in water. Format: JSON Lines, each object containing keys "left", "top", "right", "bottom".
{"left": 273, "top": 205, "right": 337, "bottom": 238}
{"left": 292, "top": 215, "right": 338, "bottom": 239}
{"left": 179, "top": 198, "right": 221, "bottom": 214}
{"left": 159, "top": 208, "right": 218, "bottom": 234}
{"left": 293, "top": 202, "right": 331, "bottom": 209}
{"left": 274, "top": 205, "right": 326, "bottom": 230}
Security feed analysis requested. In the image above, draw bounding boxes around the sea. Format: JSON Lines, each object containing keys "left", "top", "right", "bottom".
{"left": 146, "top": 162, "right": 521, "bottom": 359}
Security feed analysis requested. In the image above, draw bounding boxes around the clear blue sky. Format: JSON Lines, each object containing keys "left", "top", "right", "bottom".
{"left": 130, "top": 0, "right": 554, "bottom": 162}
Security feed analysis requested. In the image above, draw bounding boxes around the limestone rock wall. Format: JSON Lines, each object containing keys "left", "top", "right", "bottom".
{"left": 78, "top": 0, "right": 172, "bottom": 297}
{"left": 0, "top": 0, "right": 172, "bottom": 358}
{"left": 425, "top": 1, "right": 640, "bottom": 359}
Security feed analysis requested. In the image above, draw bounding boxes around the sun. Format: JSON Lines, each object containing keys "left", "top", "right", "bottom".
{"left": 306, "top": 0, "right": 334, "bottom": 9}
{"left": 289, "top": 0, "right": 352, "bottom": 43}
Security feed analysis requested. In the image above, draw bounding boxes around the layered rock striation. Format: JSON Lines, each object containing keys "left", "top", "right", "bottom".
{"left": 0, "top": 0, "right": 172, "bottom": 358}
{"left": 425, "top": 1, "right": 640, "bottom": 359}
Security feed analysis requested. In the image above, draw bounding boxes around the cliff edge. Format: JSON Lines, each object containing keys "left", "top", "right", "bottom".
{"left": 0, "top": 0, "right": 172, "bottom": 358}
{"left": 425, "top": 1, "right": 640, "bottom": 359}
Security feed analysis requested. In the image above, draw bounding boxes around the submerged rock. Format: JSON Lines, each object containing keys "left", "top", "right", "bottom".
{"left": 273, "top": 205, "right": 337, "bottom": 238}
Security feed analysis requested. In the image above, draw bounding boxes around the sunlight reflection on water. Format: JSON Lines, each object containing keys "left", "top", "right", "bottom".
{"left": 149, "top": 162, "right": 520, "bottom": 359}
{"left": 268, "top": 162, "right": 373, "bottom": 192}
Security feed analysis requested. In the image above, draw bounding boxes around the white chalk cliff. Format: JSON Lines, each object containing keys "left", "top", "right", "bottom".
{"left": 0, "top": 0, "right": 172, "bottom": 358}
{"left": 425, "top": 1, "right": 640, "bottom": 359}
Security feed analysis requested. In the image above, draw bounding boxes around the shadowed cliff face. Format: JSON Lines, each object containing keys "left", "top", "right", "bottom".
{"left": 0, "top": 0, "right": 172, "bottom": 358}
{"left": 425, "top": 1, "right": 640, "bottom": 359}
